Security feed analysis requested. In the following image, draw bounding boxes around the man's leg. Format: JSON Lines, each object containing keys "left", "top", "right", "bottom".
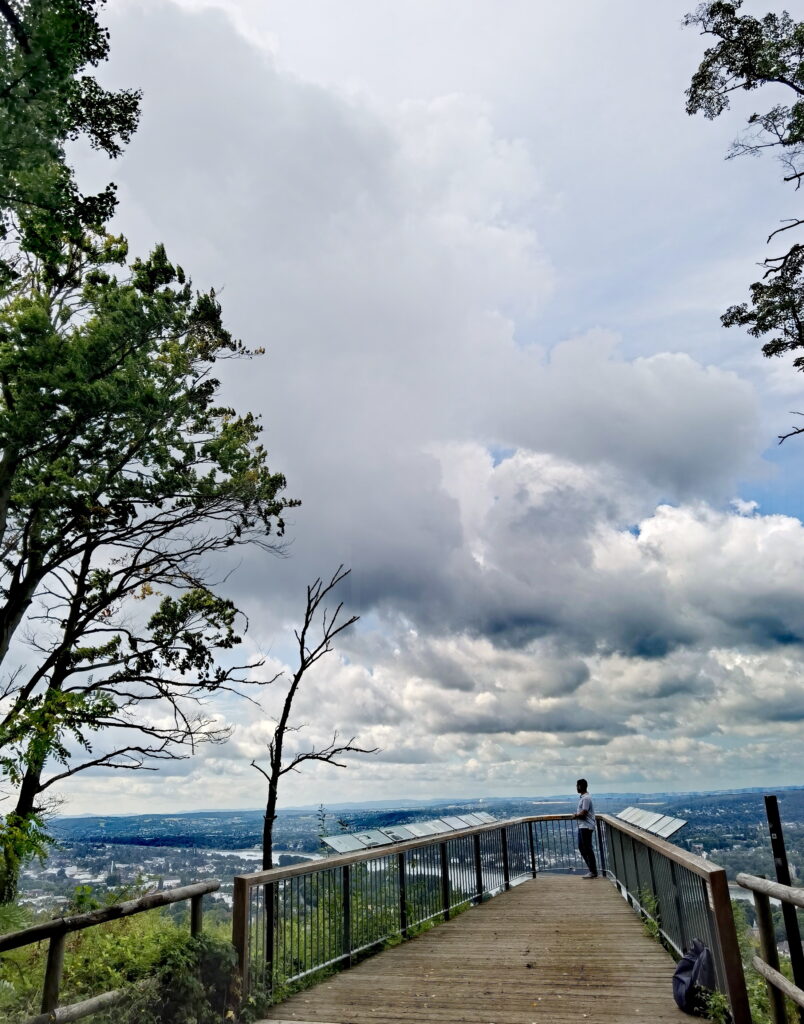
{"left": 578, "top": 828, "right": 598, "bottom": 876}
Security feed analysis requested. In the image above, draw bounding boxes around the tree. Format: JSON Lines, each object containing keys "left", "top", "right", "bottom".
{"left": 0, "top": 0, "right": 140, "bottom": 281}
{"left": 251, "top": 567, "right": 377, "bottom": 870}
{"left": 0, "top": 232, "right": 297, "bottom": 901}
{"left": 685, "top": 2, "right": 804, "bottom": 439}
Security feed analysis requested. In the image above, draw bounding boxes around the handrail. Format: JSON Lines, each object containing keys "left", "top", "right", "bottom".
{"left": 0, "top": 879, "right": 220, "bottom": 952}
{"left": 599, "top": 813, "right": 719, "bottom": 878}
{"left": 235, "top": 814, "right": 575, "bottom": 887}
{"left": 600, "top": 814, "right": 750, "bottom": 1024}
{"left": 0, "top": 878, "right": 220, "bottom": 1024}
{"left": 737, "top": 872, "right": 804, "bottom": 910}
{"left": 737, "top": 871, "right": 804, "bottom": 1022}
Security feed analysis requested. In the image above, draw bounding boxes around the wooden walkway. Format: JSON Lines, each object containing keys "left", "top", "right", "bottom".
{"left": 259, "top": 874, "right": 689, "bottom": 1024}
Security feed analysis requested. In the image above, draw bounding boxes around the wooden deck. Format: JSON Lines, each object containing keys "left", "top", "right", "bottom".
{"left": 259, "top": 874, "right": 689, "bottom": 1024}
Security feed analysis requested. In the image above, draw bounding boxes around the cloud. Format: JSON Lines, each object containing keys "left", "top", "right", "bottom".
{"left": 48, "top": 0, "right": 804, "bottom": 814}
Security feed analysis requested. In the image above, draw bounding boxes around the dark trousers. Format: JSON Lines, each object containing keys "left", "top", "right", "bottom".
{"left": 578, "top": 827, "right": 598, "bottom": 876}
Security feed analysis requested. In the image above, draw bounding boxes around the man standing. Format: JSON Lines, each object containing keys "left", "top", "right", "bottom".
{"left": 573, "top": 778, "right": 598, "bottom": 878}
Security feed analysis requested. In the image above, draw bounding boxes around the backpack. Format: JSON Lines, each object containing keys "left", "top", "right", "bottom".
{"left": 672, "top": 939, "right": 718, "bottom": 1016}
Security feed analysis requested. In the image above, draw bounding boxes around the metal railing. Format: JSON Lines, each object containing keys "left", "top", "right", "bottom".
{"left": 0, "top": 879, "right": 219, "bottom": 1024}
{"left": 232, "top": 814, "right": 594, "bottom": 998}
{"left": 600, "top": 814, "right": 750, "bottom": 1024}
{"left": 736, "top": 872, "right": 804, "bottom": 1024}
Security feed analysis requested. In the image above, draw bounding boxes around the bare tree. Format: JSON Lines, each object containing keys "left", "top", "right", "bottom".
{"left": 251, "top": 567, "right": 378, "bottom": 870}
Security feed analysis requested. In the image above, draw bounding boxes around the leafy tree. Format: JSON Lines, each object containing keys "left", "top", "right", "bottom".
{"left": 251, "top": 567, "right": 377, "bottom": 870}
{"left": 0, "top": 0, "right": 140, "bottom": 282}
{"left": 685, "top": 1, "right": 804, "bottom": 438}
{"left": 0, "top": 232, "right": 297, "bottom": 901}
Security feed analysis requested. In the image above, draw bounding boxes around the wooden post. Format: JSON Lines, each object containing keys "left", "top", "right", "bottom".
{"left": 439, "top": 842, "right": 450, "bottom": 920}
{"left": 766, "top": 794, "right": 804, "bottom": 1023}
{"left": 190, "top": 893, "right": 204, "bottom": 937}
{"left": 397, "top": 852, "right": 408, "bottom": 937}
{"left": 708, "top": 869, "right": 752, "bottom": 1024}
{"left": 754, "top": 889, "right": 788, "bottom": 1024}
{"left": 41, "top": 932, "right": 66, "bottom": 1013}
{"left": 231, "top": 876, "right": 250, "bottom": 997}
{"left": 501, "top": 828, "right": 510, "bottom": 891}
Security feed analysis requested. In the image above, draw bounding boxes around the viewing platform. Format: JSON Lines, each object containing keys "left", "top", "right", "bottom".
{"left": 258, "top": 872, "right": 689, "bottom": 1023}
{"left": 233, "top": 814, "right": 752, "bottom": 1024}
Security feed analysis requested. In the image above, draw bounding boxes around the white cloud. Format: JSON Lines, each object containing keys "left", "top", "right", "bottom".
{"left": 49, "top": 0, "right": 804, "bottom": 814}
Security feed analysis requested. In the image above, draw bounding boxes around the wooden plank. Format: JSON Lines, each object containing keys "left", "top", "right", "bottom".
{"left": 257, "top": 875, "right": 689, "bottom": 1024}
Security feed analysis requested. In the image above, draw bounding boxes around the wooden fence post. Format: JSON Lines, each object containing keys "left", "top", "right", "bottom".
{"left": 190, "top": 893, "right": 204, "bottom": 937}
{"left": 231, "top": 876, "right": 250, "bottom": 997}
{"left": 709, "top": 869, "right": 752, "bottom": 1024}
{"left": 41, "top": 932, "right": 66, "bottom": 1013}
{"left": 754, "top": 889, "right": 787, "bottom": 1024}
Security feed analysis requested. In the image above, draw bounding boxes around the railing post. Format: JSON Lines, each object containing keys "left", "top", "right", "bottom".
{"left": 754, "top": 889, "right": 787, "bottom": 1024}
{"left": 473, "top": 833, "right": 484, "bottom": 901}
{"left": 342, "top": 865, "right": 352, "bottom": 964}
{"left": 397, "top": 852, "right": 408, "bottom": 937}
{"left": 708, "top": 869, "right": 752, "bottom": 1024}
{"left": 190, "top": 893, "right": 204, "bottom": 937}
{"left": 264, "top": 881, "right": 275, "bottom": 984}
{"left": 596, "top": 819, "right": 607, "bottom": 876}
{"left": 440, "top": 842, "right": 450, "bottom": 920}
{"left": 668, "top": 860, "right": 688, "bottom": 952}
{"left": 501, "top": 828, "right": 510, "bottom": 891}
{"left": 528, "top": 821, "right": 537, "bottom": 878}
{"left": 232, "top": 876, "right": 250, "bottom": 998}
{"left": 41, "top": 932, "right": 66, "bottom": 1014}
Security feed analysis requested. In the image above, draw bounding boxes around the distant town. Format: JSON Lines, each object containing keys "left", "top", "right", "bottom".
{"left": 19, "top": 787, "right": 804, "bottom": 919}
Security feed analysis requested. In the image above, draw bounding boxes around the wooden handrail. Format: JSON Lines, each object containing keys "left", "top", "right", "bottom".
{"left": 234, "top": 814, "right": 574, "bottom": 888}
{"left": 737, "top": 871, "right": 804, "bottom": 910}
{"left": 0, "top": 879, "right": 220, "bottom": 1024}
{"left": 599, "top": 814, "right": 720, "bottom": 878}
{"left": 0, "top": 879, "right": 220, "bottom": 952}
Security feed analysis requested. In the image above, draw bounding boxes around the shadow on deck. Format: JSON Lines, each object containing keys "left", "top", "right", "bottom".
{"left": 258, "top": 874, "right": 688, "bottom": 1024}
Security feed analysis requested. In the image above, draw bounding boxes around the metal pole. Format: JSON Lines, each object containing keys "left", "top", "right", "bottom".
{"left": 440, "top": 842, "right": 450, "bottom": 920}
{"left": 342, "top": 865, "right": 352, "bottom": 966}
{"left": 473, "top": 833, "right": 484, "bottom": 901}
{"left": 766, "top": 794, "right": 804, "bottom": 1023}
{"left": 398, "top": 852, "right": 408, "bottom": 937}
{"left": 596, "top": 819, "right": 607, "bottom": 876}
{"left": 501, "top": 828, "right": 510, "bottom": 891}
{"left": 528, "top": 820, "right": 537, "bottom": 878}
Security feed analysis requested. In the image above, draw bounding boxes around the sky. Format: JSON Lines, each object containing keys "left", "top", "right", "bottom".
{"left": 53, "top": 0, "right": 804, "bottom": 815}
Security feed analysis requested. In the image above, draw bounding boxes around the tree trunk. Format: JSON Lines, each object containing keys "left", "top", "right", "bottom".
{"left": 0, "top": 761, "right": 45, "bottom": 903}
{"left": 262, "top": 777, "right": 278, "bottom": 871}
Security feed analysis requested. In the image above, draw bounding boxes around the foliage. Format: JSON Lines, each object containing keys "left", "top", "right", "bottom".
{"left": 637, "top": 886, "right": 661, "bottom": 942}
{"left": 702, "top": 986, "right": 731, "bottom": 1023}
{"left": 730, "top": 897, "right": 799, "bottom": 1024}
{"left": 685, "top": 1, "right": 804, "bottom": 434}
{"left": 120, "top": 932, "right": 238, "bottom": 1024}
{"left": 0, "top": 0, "right": 140, "bottom": 283}
{"left": 0, "top": 889, "right": 239, "bottom": 1024}
{"left": 0, "top": 231, "right": 296, "bottom": 900}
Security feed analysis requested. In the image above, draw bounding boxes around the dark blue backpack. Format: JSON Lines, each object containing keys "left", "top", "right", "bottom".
{"left": 672, "top": 939, "right": 718, "bottom": 1016}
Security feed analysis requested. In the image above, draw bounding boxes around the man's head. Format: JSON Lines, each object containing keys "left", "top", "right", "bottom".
{"left": 576, "top": 778, "right": 588, "bottom": 794}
